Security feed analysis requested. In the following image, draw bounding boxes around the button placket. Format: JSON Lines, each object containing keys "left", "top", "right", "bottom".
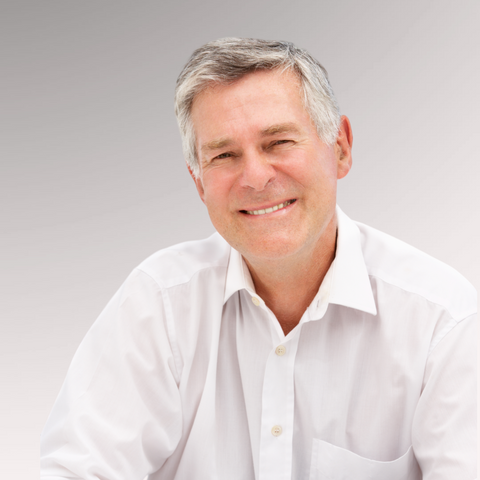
{"left": 258, "top": 333, "right": 300, "bottom": 480}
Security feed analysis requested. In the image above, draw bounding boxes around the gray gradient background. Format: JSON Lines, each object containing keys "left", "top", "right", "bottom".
{"left": 1, "top": 1, "right": 479, "bottom": 478}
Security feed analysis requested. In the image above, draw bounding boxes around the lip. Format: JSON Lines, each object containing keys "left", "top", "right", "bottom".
{"left": 239, "top": 198, "right": 297, "bottom": 216}
{"left": 239, "top": 198, "right": 296, "bottom": 212}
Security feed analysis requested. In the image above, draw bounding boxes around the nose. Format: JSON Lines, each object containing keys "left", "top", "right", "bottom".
{"left": 238, "top": 150, "right": 276, "bottom": 191}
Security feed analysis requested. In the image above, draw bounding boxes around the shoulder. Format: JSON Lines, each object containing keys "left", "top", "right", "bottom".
{"left": 134, "top": 232, "right": 231, "bottom": 290}
{"left": 355, "top": 221, "right": 477, "bottom": 321}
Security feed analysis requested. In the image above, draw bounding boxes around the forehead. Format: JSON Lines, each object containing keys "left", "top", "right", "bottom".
{"left": 190, "top": 69, "right": 312, "bottom": 144}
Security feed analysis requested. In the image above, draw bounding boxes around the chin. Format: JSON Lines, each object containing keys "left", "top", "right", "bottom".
{"left": 234, "top": 236, "right": 306, "bottom": 261}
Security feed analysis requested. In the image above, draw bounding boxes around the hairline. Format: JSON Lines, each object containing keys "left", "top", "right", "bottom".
{"left": 174, "top": 39, "right": 342, "bottom": 178}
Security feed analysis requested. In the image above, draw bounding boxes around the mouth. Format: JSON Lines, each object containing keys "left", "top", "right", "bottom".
{"left": 240, "top": 199, "right": 296, "bottom": 216}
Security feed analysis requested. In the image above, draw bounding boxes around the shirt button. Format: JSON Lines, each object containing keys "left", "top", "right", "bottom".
{"left": 275, "top": 345, "right": 286, "bottom": 356}
{"left": 271, "top": 425, "right": 282, "bottom": 437}
{"left": 251, "top": 297, "right": 260, "bottom": 306}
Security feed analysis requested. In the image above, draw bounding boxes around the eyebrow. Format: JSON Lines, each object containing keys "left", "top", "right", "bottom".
{"left": 260, "top": 122, "right": 302, "bottom": 136}
{"left": 201, "top": 137, "right": 233, "bottom": 154}
{"left": 200, "top": 123, "right": 303, "bottom": 155}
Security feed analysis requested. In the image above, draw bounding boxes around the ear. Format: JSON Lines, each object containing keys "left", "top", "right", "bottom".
{"left": 187, "top": 163, "right": 206, "bottom": 204}
{"left": 335, "top": 115, "right": 353, "bottom": 180}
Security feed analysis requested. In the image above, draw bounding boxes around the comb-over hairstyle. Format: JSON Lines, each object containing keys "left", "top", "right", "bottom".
{"left": 174, "top": 37, "right": 341, "bottom": 177}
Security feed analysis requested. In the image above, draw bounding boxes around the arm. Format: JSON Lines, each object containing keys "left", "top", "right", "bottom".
{"left": 412, "top": 313, "right": 477, "bottom": 479}
{"left": 40, "top": 269, "right": 183, "bottom": 480}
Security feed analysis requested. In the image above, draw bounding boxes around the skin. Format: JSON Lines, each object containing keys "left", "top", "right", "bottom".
{"left": 189, "top": 69, "right": 353, "bottom": 335}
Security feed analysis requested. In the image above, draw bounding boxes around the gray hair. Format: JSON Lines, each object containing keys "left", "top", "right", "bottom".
{"left": 174, "top": 37, "right": 341, "bottom": 177}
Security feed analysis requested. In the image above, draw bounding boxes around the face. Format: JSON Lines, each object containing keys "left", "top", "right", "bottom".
{"left": 189, "top": 69, "right": 352, "bottom": 263}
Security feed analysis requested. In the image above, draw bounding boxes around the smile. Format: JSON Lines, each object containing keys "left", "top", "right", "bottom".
{"left": 242, "top": 199, "right": 296, "bottom": 215}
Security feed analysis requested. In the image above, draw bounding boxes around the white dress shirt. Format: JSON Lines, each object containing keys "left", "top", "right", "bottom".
{"left": 41, "top": 206, "right": 477, "bottom": 480}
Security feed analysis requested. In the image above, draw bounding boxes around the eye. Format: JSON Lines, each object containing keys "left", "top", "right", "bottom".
{"left": 213, "top": 152, "right": 232, "bottom": 160}
{"left": 272, "top": 139, "right": 292, "bottom": 146}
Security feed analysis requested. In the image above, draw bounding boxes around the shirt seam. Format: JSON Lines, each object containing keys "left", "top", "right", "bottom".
{"left": 136, "top": 259, "right": 228, "bottom": 290}
{"left": 134, "top": 263, "right": 228, "bottom": 293}
{"left": 368, "top": 272, "right": 477, "bottom": 357}
{"left": 134, "top": 265, "right": 228, "bottom": 384}
{"left": 132, "top": 267, "right": 184, "bottom": 383}
{"left": 367, "top": 272, "right": 477, "bottom": 321}
{"left": 427, "top": 313, "right": 476, "bottom": 357}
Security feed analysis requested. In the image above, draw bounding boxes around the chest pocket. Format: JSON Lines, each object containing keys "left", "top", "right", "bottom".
{"left": 309, "top": 439, "right": 420, "bottom": 480}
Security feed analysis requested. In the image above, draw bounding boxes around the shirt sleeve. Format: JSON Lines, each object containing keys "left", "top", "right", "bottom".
{"left": 412, "top": 313, "right": 477, "bottom": 480}
{"left": 40, "top": 268, "right": 183, "bottom": 480}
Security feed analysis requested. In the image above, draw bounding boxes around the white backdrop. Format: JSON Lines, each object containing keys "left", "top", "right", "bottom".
{"left": 1, "top": 1, "right": 478, "bottom": 478}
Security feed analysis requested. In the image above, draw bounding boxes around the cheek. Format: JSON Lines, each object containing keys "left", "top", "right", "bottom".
{"left": 202, "top": 171, "right": 237, "bottom": 206}
{"left": 311, "top": 155, "right": 339, "bottom": 186}
{"left": 202, "top": 184, "right": 231, "bottom": 220}
{"left": 292, "top": 164, "right": 335, "bottom": 193}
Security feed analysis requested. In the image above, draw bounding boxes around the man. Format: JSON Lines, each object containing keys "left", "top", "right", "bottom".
{"left": 41, "top": 38, "right": 477, "bottom": 480}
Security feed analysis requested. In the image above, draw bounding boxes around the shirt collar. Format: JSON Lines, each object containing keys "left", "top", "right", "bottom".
{"left": 223, "top": 205, "right": 377, "bottom": 316}
{"left": 331, "top": 205, "right": 377, "bottom": 315}
{"left": 224, "top": 245, "right": 256, "bottom": 304}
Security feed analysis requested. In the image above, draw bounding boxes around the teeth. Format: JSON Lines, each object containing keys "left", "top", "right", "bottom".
{"left": 246, "top": 200, "right": 294, "bottom": 215}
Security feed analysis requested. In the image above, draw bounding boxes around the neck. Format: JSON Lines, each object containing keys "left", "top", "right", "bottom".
{"left": 244, "top": 214, "right": 337, "bottom": 335}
